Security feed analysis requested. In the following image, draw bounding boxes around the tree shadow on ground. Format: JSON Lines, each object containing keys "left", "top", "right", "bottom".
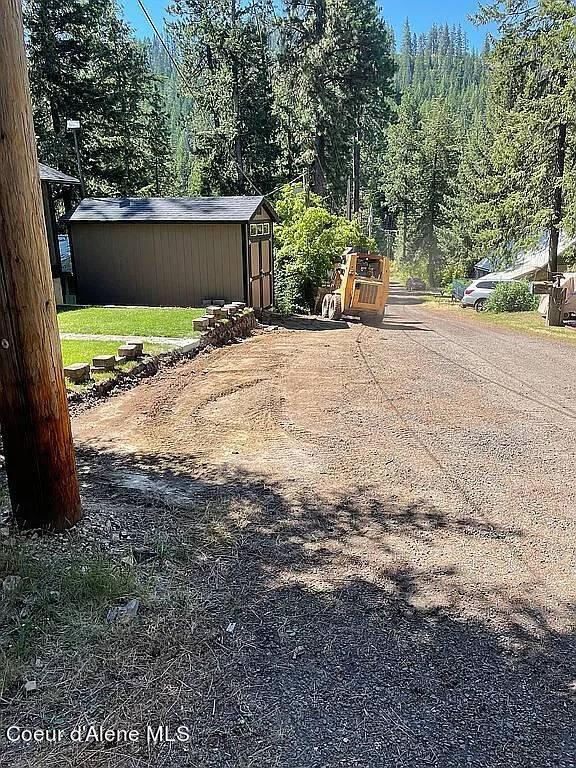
{"left": 3, "top": 445, "right": 575, "bottom": 768}
{"left": 267, "top": 315, "right": 351, "bottom": 332}
{"left": 387, "top": 289, "right": 436, "bottom": 307}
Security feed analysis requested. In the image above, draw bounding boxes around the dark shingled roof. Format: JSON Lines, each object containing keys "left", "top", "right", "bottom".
{"left": 38, "top": 162, "right": 80, "bottom": 185}
{"left": 63, "top": 196, "right": 278, "bottom": 224}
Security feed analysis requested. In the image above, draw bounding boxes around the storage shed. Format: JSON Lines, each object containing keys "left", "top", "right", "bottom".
{"left": 64, "top": 196, "right": 278, "bottom": 309}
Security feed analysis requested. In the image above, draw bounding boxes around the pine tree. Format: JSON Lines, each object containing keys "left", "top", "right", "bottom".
{"left": 25, "top": 0, "right": 173, "bottom": 196}
{"left": 383, "top": 95, "right": 425, "bottom": 263}
{"left": 24, "top": 0, "right": 111, "bottom": 176}
{"left": 398, "top": 19, "right": 414, "bottom": 91}
{"left": 476, "top": 0, "right": 576, "bottom": 245}
{"left": 275, "top": 0, "right": 395, "bottom": 206}
{"left": 441, "top": 0, "right": 576, "bottom": 274}
{"left": 394, "top": 22, "right": 486, "bottom": 128}
{"left": 170, "top": 0, "right": 279, "bottom": 196}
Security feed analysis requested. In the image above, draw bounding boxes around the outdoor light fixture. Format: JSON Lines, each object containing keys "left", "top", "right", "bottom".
{"left": 66, "top": 118, "right": 86, "bottom": 197}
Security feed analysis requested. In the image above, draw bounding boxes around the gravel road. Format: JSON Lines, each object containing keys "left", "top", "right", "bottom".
{"left": 27, "top": 289, "right": 576, "bottom": 766}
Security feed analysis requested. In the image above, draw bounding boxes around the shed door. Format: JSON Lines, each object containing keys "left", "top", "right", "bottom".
{"left": 247, "top": 225, "right": 273, "bottom": 309}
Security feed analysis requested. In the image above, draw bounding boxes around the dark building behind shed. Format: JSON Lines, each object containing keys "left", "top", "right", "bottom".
{"left": 39, "top": 163, "right": 80, "bottom": 303}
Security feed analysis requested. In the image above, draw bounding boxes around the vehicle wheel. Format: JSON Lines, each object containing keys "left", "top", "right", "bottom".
{"left": 321, "top": 293, "right": 332, "bottom": 319}
{"left": 475, "top": 298, "right": 487, "bottom": 312}
{"left": 328, "top": 293, "right": 342, "bottom": 320}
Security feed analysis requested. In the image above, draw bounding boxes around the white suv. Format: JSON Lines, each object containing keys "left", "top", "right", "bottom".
{"left": 461, "top": 278, "right": 508, "bottom": 312}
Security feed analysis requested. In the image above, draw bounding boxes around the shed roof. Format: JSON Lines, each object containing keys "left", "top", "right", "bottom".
{"left": 63, "top": 196, "right": 278, "bottom": 224}
{"left": 39, "top": 162, "right": 80, "bottom": 185}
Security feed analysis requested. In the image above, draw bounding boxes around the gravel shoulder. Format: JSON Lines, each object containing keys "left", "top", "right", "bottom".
{"left": 3, "top": 290, "right": 575, "bottom": 767}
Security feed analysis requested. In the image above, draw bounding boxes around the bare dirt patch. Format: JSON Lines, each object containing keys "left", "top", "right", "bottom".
{"left": 2, "top": 295, "right": 576, "bottom": 767}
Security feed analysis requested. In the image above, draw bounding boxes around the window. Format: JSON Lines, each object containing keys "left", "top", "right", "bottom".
{"left": 250, "top": 222, "right": 271, "bottom": 238}
{"left": 356, "top": 258, "right": 383, "bottom": 280}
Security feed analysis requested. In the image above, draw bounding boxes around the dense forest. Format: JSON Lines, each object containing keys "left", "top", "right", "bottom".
{"left": 24, "top": 0, "right": 576, "bottom": 294}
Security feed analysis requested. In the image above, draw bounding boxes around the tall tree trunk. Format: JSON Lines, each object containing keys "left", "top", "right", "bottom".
{"left": 312, "top": 133, "right": 327, "bottom": 198}
{"left": 352, "top": 128, "right": 361, "bottom": 215}
{"left": 547, "top": 123, "right": 567, "bottom": 327}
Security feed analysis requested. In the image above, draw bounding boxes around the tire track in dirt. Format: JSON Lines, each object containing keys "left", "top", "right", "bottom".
{"left": 400, "top": 303, "right": 576, "bottom": 421}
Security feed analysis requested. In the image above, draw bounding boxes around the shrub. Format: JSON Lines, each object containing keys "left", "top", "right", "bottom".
{"left": 274, "top": 187, "right": 377, "bottom": 313}
{"left": 485, "top": 281, "right": 538, "bottom": 313}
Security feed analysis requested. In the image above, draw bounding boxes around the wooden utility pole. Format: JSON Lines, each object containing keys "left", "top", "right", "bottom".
{"left": 547, "top": 122, "right": 567, "bottom": 328}
{"left": 0, "top": 0, "right": 81, "bottom": 530}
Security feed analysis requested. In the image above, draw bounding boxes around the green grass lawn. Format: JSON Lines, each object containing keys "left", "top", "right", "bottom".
{"left": 61, "top": 339, "right": 170, "bottom": 390}
{"left": 473, "top": 309, "right": 576, "bottom": 343}
{"left": 58, "top": 306, "right": 204, "bottom": 338}
{"left": 60, "top": 339, "right": 168, "bottom": 367}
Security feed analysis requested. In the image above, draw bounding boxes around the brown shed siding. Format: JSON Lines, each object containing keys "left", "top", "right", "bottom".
{"left": 70, "top": 221, "right": 245, "bottom": 307}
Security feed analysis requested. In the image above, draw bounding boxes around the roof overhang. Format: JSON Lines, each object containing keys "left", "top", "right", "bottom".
{"left": 38, "top": 162, "right": 80, "bottom": 186}
{"left": 62, "top": 195, "right": 280, "bottom": 225}
{"left": 249, "top": 198, "right": 279, "bottom": 223}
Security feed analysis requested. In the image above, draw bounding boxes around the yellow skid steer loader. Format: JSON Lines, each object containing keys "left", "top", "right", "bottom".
{"left": 321, "top": 247, "right": 390, "bottom": 324}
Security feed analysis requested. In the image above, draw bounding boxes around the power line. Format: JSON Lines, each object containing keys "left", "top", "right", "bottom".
{"left": 264, "top": 174, "right": 306, "bottom": 197}
{"left": 136, "top": 0, "right": 264, "bottom": 196}
{"left": 136, "top": 0, "right": 188, "bottom": 84}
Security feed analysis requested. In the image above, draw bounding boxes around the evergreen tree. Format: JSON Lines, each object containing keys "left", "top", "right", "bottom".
{"left": 398, "top": 19, "right": 415, "bottom": 91}
{"left": 25, "top": 0, "right": 173, "bottom": 196}
{"left": 170, "top": 0, "right": 279, "bottom": 196}
{"left": 477, "top": 0, "right": 576, "bottom": 243}
{"left": 384, "top": 98, "right": 460, "bottom": 284}
{"left": 394, "top": 22, "right": 486, "bottom": 128}
{"left": 442, "top": 0, "right": 576, "bottom": 273}
{"left": 145, "top": 34, "right": 193, "bottom": 193}
{"left": 383, "top": 95, "right": 425, "bottom": 263}
{"left": 413, "top": 101, "right": 461, "bottom": 285}
{"left": 275, "top": 0, "right": 395, "bottom": 205}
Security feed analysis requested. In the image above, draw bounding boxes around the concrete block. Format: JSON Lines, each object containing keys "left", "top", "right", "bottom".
{"left": 206, "top": 314, "right": 217, "bottom": 327}
{"left": 223, "top": 304, "right": 239, "bottom": 315}
{"left": 213, "top": 300, "right": 226, "bottom": 307}
{"left": 118, "top": 344, "right": 139, "bottom": 360}
{"left": 205, "top": 306, "right": 221, "bottom": 316}
{"left": 64, "top": 363, "right": 91, "bottom": 384}
{"left": 115, "top": 356, "right": 127, "bottom": 365}
{"left": 193, "top": 316, "right": 211, "bottom": 332}
{"left": 130, "top": 342, "right": 144, "bottom": 357}
{"left": 92, "top": 355, "right": 116, "bottom": 371}
{"left": 232, "top": 301, "right": 246, "bottom": 310}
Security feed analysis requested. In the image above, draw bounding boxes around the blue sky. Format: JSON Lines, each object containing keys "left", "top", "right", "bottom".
{"left": 121, "top": 0, "right": 492, "bottom": 50}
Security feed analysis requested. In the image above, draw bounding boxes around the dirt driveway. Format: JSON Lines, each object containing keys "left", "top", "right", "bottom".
{"left": 13, "top": 289, "right": 576, "bottom": 766}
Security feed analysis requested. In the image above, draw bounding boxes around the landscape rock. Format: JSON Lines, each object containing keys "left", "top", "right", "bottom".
{"left": 2, "top": 575, "right": 22, "bottom": 593}
{"left": 107, "top": 598, "right": 140, "bottom": 625}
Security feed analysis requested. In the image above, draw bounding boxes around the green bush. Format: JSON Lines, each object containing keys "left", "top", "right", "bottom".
{"left": 485, "top": 281, "right": 538, "bottom": 313}
{"left": 274, "top": 186, "right": 377, "bottom": 313}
